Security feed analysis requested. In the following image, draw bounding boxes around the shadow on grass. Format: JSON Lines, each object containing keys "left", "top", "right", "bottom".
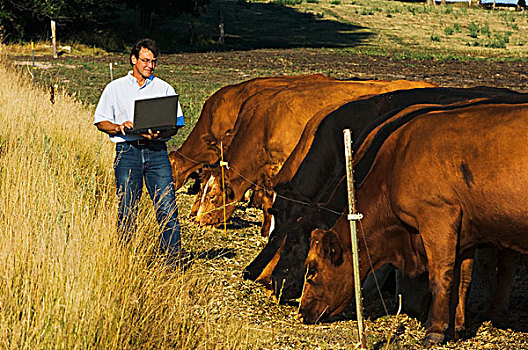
{"left": 154, "top": 0, "right": 374, "bottom": 53}
{"left": 225, "top": 216, "right": 261, "bottom": 229}
{"left": 310, "top": 266, "right": 528, "bottom": 341}
{"left": 192, "top": 247, "right": 236, "bottom": 259}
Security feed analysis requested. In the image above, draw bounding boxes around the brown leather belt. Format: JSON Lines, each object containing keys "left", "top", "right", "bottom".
{"left": 126, "top": 139, "right": 164, "bottom": 146}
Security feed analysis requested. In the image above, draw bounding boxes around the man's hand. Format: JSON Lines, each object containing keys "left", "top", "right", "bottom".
{"left": 140, "top": 127, "right": 181, "bottom": 140}
{"left": 139, "top": 129, "right": 161, "bottom": 140}
{"left": 96, "top": 121, "right": 134, "bottom": 135}
{"left": 117, "top": 121, "right": 134, "bottom": 135}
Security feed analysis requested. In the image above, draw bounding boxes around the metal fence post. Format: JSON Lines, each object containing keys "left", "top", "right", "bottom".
{"left": 343, "top": 129, "right": 367, "bottom": 350}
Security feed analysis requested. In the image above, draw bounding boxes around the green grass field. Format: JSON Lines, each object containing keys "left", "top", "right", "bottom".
{"left": 147, "top": 0, "right": 528, "bottom": 59}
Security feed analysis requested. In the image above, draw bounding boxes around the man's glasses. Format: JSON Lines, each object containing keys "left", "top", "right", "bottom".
{"left": 138, "top": 57, "right": 158, "bottom": 66}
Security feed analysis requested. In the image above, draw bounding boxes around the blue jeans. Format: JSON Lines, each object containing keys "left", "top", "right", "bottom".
{"left": 114, "top": 141, "right": 181, "bottom": 254}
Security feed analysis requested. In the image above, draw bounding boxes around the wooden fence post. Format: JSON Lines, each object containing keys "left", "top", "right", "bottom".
{"left": 218, "top": 10, "right": 225, "bottom": 45}
{"left": 51, "top": 20, "right": 58, "bottom": 59}
{"left": 343, "top": 129, "right": 367, "bottom": 350}
{"left": 31, "top": 41, "right": 36, "bottom": 84}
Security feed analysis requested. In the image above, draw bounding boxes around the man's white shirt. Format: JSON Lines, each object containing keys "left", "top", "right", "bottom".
{"left": 94, "top": 71, "right": 184, "bottom": 143}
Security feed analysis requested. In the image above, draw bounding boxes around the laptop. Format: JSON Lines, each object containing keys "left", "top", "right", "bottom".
{"left": 125, "top": 95, "right": 181, "bottom": 135}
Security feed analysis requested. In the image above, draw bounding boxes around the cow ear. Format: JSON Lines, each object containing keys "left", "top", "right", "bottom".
{"left": 322, "top": 232, "right": 344, "bottom": 266}
{"left": 220, "top": 129, "right": 235, "bottom": 148}
{"left": 224, "top": 181, "right": 235, "bottom": 200}
{"left": 168, "top": 151, "right": 176, "bottom": 163}
{"left": 201, "top": 134, "right": 218, "bottom": 148}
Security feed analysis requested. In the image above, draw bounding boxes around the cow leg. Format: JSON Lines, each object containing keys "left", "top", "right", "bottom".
{"left": 419, "top": 208, "right": 461, "bottom": 344}
{"left": 260, "top": 192, "right": 276, "bottom": 237}
{"left": 243, "top": 234, "right": 287, "bottom": 281}
{"left": 454, "top": 254, "right": 474, "bottom": 338}
{"left": 255, "top": 239, "right": 285, "bottom": 291}
{"left": 248, "top": 188, "right": 264, "bottom": 207}
{"left": 424, "top": 254, "right": 457, "bottom": 344}
{"left": 487, "top": 249, "right": 520, "bottom": 323}
{"left": 473, "top": 247, "right": 498, "bottom": 306}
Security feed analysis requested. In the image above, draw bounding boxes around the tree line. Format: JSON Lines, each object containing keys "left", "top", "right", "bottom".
{"left": 0, "top": 0, "right": 209, "bottom": 43}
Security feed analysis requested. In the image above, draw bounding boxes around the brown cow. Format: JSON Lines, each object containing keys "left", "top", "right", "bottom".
{"left": 299, "top": 100, "right": 528, "bottom": 343}
{"left": 194, "top": 79, "right": 436, "bottom": 229}
{"left": 168, "top": 74, "right": 335, "bottom": 190}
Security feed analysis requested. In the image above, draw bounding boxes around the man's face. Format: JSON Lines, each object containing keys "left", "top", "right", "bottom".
{"left": 131, "top": 47, "right": 157, "bottom": 80}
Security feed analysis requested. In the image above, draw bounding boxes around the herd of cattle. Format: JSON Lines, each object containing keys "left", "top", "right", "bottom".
{"left": 168, "top": 74, "right": 528, "bottom": 344}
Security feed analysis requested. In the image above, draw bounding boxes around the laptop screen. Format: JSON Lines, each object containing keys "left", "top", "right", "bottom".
{"left": 131, "top": 95, "right": 179, "bottom": 133}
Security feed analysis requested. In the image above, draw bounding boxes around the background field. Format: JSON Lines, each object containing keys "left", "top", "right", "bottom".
{"left": 3, "top": 0, "right": 528, "bottom": 348}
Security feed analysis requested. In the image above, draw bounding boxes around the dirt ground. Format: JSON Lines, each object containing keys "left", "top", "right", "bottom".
{"left": 166, "top": 49, "right": 528, "bottom": 93}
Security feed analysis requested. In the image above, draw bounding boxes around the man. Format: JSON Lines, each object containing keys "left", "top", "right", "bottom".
{"left": 94, "top": 38, "right": 184, "bottom": 260}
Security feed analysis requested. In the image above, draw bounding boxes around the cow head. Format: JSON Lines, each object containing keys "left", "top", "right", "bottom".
{"left": 195, "top": 169, "right": 236, "bottom": 226}
{"left": 270, "top": 217, "right": 314, "bottom": 301}
{"left": 188, "top": 169, "right": 212, "bottom": 218}
{"left": 299, "top": 228, "right": 354, "bottom": 324}
{"left": 270, "top": 203, "right": 334, "bottom": 301}
{"left": 168, "top": 151, "right": 187, "bottom": 190}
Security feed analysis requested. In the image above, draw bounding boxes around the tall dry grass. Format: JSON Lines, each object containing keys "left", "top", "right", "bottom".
{"left": 0, "top": 60, "right": 262, "bottom": 349}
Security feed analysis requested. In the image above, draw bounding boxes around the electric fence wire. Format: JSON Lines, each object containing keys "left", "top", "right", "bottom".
{"left": 172, "top": 148, "right": 391, "bottom": 317}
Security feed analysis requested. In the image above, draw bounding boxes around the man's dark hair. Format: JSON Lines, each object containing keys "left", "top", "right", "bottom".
{"left": 130, "top": 38, "right": 159, "bottom": 66}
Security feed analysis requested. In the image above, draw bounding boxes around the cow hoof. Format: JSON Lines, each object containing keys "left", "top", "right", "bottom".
{"left": 455, "top": 325, "right": 464, "bottom": 334}
{"left": 422, "top": 332, "right": 445, "bottom": 346}
{"left": 454, "top": 327, "right": 466, "bottom": 341}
